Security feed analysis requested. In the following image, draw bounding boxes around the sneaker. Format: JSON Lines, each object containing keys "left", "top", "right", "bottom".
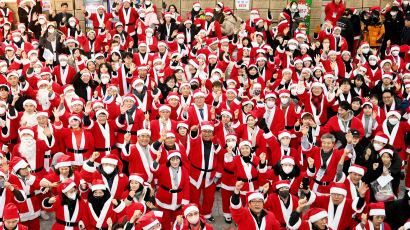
{"left": 40, "top": 211, "right": 50, "bottom": 220}
{"left": 206, "top": 216, "right": 215, "bottom": 223}
{"left": 224, "top": 217, "right": 232, "bottom": 224}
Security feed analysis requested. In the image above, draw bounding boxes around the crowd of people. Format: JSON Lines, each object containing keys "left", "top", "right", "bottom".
{"left": 0, "top": 0, "right": 410, "bottom": 229}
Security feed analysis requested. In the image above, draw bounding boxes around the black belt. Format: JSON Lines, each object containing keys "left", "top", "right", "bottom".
{"left": 237, "top": 176, "right": 258, "bottom": 183}
{"left": 191, "top": 163, "right": 215, "bottom": 173}
{"left": 67, "top": 148, "right": 88, "bottom": 154}
{"left": 0, "top": 217, "right": 2, "bottom": 222}
{"left": 285, "top": 126, "right": 294, "bottom": 130}
{"left": 93, "top": 27, "right": 104, "bottom": 29}
{"left": 160, "top": 185, "right": 182, "bottom": 193}
{"left": 224, "top": 168, "right": 234, "bottom": 175}
{"left": 117, "top": 130, "right": 138, "bottom": 135}
{"left": 95, "top": 145, "right": 116, "bottom": 152}
{"left": 27, "top": 193, "right": 35, "bottom": 198}
{"left": 7, "top": 138, "right": 17, "bottom": 144}
{"left": 313, "top": 178, "right": 331, "bottom": 186}
{"left": 125, "top": 23, "right": 133, "bottom": 26}
{"left": 57, "top": 219, "right": 79, "bottom": 227}
{"left": 31, "top": 167, "right": 44, "bottom": 173}
{"left": 397, "top": 148, "right": 402, "bottom": 152}
{"left": 44, "top": 154, "right": 53, "bottom": 159}
{"left": 280, "top": 222, "right": 287, "bottom": 227}
{"left": 94, "top": 227, "right": 108, "bottom": 230}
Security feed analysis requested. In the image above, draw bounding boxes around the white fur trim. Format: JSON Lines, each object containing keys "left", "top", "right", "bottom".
{"left": 62, "top": 181, "right": 76, "bottom": 193}
{"left": 348, "top": 166, "right": 364, "bottom": 176}
{"left": 309, "top": 211, "right": 328, "bottom": 223}
{"left": 101, "top": 158, "right": 118, "bottom": 165}
{"left": 129, "top": 175, "right": 144, "bottom": 184}
{"left": 330, "top": 187, "right": 347, "bottom": 196}
{"left": 91, "top": 184, "right": 106, "bottom": 191}
{"left": 248, "top": 192, "right": 264, "bottom": 202}
{"left": 143, "top": 219, "right": 159, "bottom": 230}
{"left": 278, "top": 132, "right": 291, "bottom": 140}
{"left": 137, "top": 129, "right": 151, "bottom": 136}
{"left": 369, "top": 209, "right": 385, "bottom": 216}
{"left": 19, "top": 129, "right": 34, "bottom": 137}
{"left": 238, "top": 141, "right": 252, "bottom": 149}
{"left": 184, "top": 206, "right": 199, "bottom": 217}
{"left": 374, "top": 136, "right": 388, "bottom": 144}
{"left": 201, "top": 125, "right": 214, "bottom": 131}
{"left": 56, "top": 161, "right": 71, "bottom": 168}
{"left": 23, "top": 99, "right": 37, "bottom": 108}
{"left": 167, "top": 152, "right": 181, "bottom": 160}
{"left": 281, "top": 158, "right": 295, "bottom": 165}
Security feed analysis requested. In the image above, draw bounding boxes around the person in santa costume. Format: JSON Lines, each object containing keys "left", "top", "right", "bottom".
{"left": 39, "top": 154, "right": 88, "bottom": 196}
{"left": 148, "top": 104, "right": 178, "bottom": 142}
{"left": 42, "top": 179, "right": 87, "bottom": 229}
{"left": 0, "top": 168, "right": 26, "bottom": 223}
{"left": 0, "top": 203, "right": 28, "bottom": 230}
{"left": 124, "top": 210, "right": 161, "bottom": 230}
{"left": 354, "top": 202, "right": 391, "bottom": 230}
{"left": 287, "top": 201, "right": 330, "bottom": 230}
{"left": 82, "top": 4, "right": 113, "bottom": 35}
{"left": 8, "top": 157, "right": 41, "bottom": 228}
{"left": 83, "top": 179, "right": 125, "bottom": 229}
{"left": 52, "top": 54, "right": 77, "bottom": 86}
{"left": 188, "top": 121, "right": 221, "bottom": 222}
{"left": 120, "top": 173, "right": 155, "bottom": 209}
{"left": 233, "top": 111, "right": 267, "bottom": 156}
{"left": 0, "top": 98, "right": 20, "bottom": 152}
{"left": 300, "top": 128, "right": 352, "bottom": 195}
{"left": 308, "top": 182, "right": 368, "bottom": 230}
{"left": 181, "top": 90, "right": 213, "bottom": 127}
{"left": 381, "top": 110, "right": 410, "bottom": 160}
{"left": 53, "top": 110, "right": 95, "bottom": 168}
{"left": 150, "top": 130, "right": 189, "bottom": 168}
{"left": 230, "top": 181, "right": 281, "bottom": 230}
{"left": 151, "top": 149, "right": 190, "bottom": 230}
{"left": 259, "top": 92, "right": 285, "bottom": 137}
{"left": 174, "top": 203, "right": 214, "bottom": 230}
{"left": 81, "top": 153, "right": 129, "bottom": 200}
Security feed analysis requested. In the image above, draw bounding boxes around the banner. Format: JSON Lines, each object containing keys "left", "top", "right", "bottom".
{"left": 297, "top": 0, "right": 312, "bottom": 34}
{"left": 83, "top": 0, "right": 103, "bottom": 30}
{"left": 235, "top": 0, "right": 250, "bottom": 10}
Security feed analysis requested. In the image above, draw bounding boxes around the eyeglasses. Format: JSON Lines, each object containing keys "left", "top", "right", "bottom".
{"left": 250, "top": 200, "right": 264, "bottom": 204}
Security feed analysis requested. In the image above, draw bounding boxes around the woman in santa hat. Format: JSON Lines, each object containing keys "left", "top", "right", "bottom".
{"left": 0, "top": 203, "right": 28, "bottom": 230}
{"left": 355, "top": 202, "right": 391, "bottom": 230}
{"left": 174, "top": 203, "right": 214, "bottom": 230}
{"left": 0, "top": 168, "right": 26, "bottom": 224}
{"left": 151, "top": 150, "right": 190, "bottom": 230}
{"left": 40, "top": 154, "right": 88, "bottom": 196}
{"left": 233, "top": 111, "right": 267, "bottom": 156}
{"left": 224, "top": 139, "right": 268, "bottom": 203}
{"left": 288, "top": 200, "right": 330, "bottom": 230}
{"left": 83, "top": 179, "right": 125, "bottom": 229}
{"left": 120, "top": 173, "right": 155, "bottom": 209}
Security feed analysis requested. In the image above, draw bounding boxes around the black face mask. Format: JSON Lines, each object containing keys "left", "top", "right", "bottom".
{"left": 191, "top": 84, "right": 199, "bottom": 90}
{"left": 278, "top": 189, "right": 290, "bottom": 198}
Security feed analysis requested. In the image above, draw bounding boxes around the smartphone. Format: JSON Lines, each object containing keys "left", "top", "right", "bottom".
{"left": 302, "top": 177, "right": 310, "bottom": 190}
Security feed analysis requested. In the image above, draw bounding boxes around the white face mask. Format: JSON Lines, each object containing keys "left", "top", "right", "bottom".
{"left": 250, "top": 14, "right": 259, "bottom": 21}
{"left": 135, "top": 86, "right": 144, "bottom": 92}
{"left": 154, "top": 65, "right": 162, "bottom": 70}
{"left": 280, "top": 97, "right": 290, "bottom": 105}
{"left": 30, "top": 56, "right": 37, "bottom": 62}
{"left": 266, "top": 101, "right": 275, "bottom": 108}
{"left": 69, "top": 21, "right": 76, "bottom": 27}
{"left": 289, "top": 44, "right": 297, "bottom": 50}
{"left": 34, "top": 67, "right": 41, "bottom": 74}
{"left": 177, "top": 38, "right": 184, "bottom": 44}
{"left": 215, "top": 7, "right": 220, "bottom": 12}
{"left": 60, "top": 61, "right": 67, "bottom": 67}
{"left": 101, "top": 78, "right": 109, "bottom": 84}
{"left": 282, "top": 165, "right": 294, "bottom": 174}
{"left": 39, "top": 19, "right": 46, "bottom": 24}
{"left": 4, "top": 25, "right": 10, "bottom": 30}
{"left": 103, "top": 165, "right": 115, "bottom": 174}
{"left": 144, "top": 1, "right": 150, "bottom": 5}
{"left": 227, "top": 141, "right": 236, "bottom": 148}
{"left": 1, "top": 66, "right": 8, "bottom": 73}
{"left": 187, "top": 214, "right": 199, "bottom": 225}
{"left": 211, "top": 75, "right": 219, "bottom": 82}
{"left": 66, "top": 192, "right": 77, "bottom": 200}
{"left": 291, "top": 5, "right": 297, "bottom": 10}
{"left": 194, "top": 6, "right": 200, "bottom": 11}
{"left": 362, "top": 48, "right": 370, "bottom": 53}
{"left": 392, "top": 50, "right": 399, "bottom": 56}
{"left": 48, "top": 28, "right": 55, "bottom": 34}
{"left": 13, "top": 37, "right": 20, "bottom": 43}
{"left": 146, "top": 33, "right": 152, "bottom": 37}
{"left": 390, "top": 11, "right": 397, "bottom": 16}
{"left": 373, "top": 143, "right": 383, "bottom": 151}
{"left": 0, "top": 107, "right": 5, "bottom": 114}
{"left": 369, "top": 60, "right": 377, "bottom": 66}
{"left": 139, "top": 13, "right": 145, "bottom": 18}
{"left": 388, "top": 118, "right": 399, "bottom": 125}
{"left": 404, "top": 1, "right": 409, "bottom": 4}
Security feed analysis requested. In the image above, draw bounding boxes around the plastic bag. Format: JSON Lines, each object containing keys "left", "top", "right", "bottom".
{"left": 370, "top": 179, "right": 396, "bottom": 202}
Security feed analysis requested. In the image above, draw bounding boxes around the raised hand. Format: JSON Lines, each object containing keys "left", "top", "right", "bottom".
{"left": 235, "top": 180, "right": 244, "bottom": 193}
{"left": 307, "top": 157, "right": 314, "bottom": 168}
{"left": 90, "top": 151, "right": 100, "bottom": 162}
{"left": 357, "top": 183, "right": 369, "bottom": 198}
{"left": 260, "top": 152, "right": 266, "bottom": 164}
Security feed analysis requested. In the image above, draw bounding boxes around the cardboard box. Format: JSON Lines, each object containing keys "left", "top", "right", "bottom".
{"left": 269, "top": 0, "right": 288, "bottom": 10}
{"left": 311, "top": 0, "right": 323, "bottom": 8}
{"left": 199, "top": 0, "right": 217, "bottom": 9}
{"left": 74, "top": 0, "right": 84, "bottom": 9}
{"left": 363, "top": 0, "right": 380, "bottom": 7}
{"left": 164, "top": 0, "right": 181, "bottom": 11}
{"left": 252, "top": 0, "right": 269, "bottom": 10}
{"left": 345, "top": 0, "right": 363, "bottom": 8}
{"left": 181, "top": 1, "right": 193, "bottom": 10}
{"left": 223, "top": 0, "right": 234, "bottom": 9}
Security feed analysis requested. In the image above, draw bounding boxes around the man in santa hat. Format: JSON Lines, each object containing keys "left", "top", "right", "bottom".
{"left": 174, "top": 203, "right": 214, "bottom": 229}
{"left": 52, "top": 54, "right": 76, "bottom": 85}
{"left": 9, "top": 30, "right": 33, "bottom": 54}
{"left": 288, "top": 200, "right": 329, "bottom": 230}
{"left": 0, "top": 203, "right": 28, "bottom": 230}
{"left": 113, "top": 0, "right": 139, "bottom": 43}
{"left": 22, "top": 78, "right": 59, "bottom": 113}
{"left": 355, "top": 202, "right": 392, "bottom": 230}
{"left": 0, "top": 168, "right": 26, "bottom": 223}
{"left": 278, "top": 89, "right": 301, "bottom": 131}
{"left": 121, "top": 129, "right": 153, "bottom": 181}
{"left": 260, "top": 92, "right": 285, "bottom": 137}
{"left": 148, "top": 104, "right": 178, "bottom": 142}
{"left": 0, "top": 98, "right": 20, "bottom": 152}
{"left": 181, "top": 90, "right": 214, "bottom": 127}
{"left": 230, "top": 181, "right": 281, "bottom": 229}
{"left": 188, "top": 122, "right": 221, "bottom": 222}
{"left": 381, "top": 110, "right": 410, "bottom": 160}
{"left": 81, "top": 4, "right": 113, "bottom": 35}
{"left": 198, "top": 8, "right": 222, "bottom": 39}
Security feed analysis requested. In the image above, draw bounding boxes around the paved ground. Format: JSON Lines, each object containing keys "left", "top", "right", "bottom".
{"left": 40, "top": 182, "right": 407, "bottom": 230}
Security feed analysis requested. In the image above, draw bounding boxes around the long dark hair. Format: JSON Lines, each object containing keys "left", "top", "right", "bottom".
{"left": 167, "top": 4, "right": 179, "bottom": 14}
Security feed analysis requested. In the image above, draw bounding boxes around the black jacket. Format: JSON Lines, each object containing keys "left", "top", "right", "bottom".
{"left": 158, "top": 22, "right": 179, "bottom": 42}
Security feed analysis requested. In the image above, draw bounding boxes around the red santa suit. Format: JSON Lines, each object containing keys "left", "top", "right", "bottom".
{"left": 86, "top": 8, "right": 114, "bottom": 35}
{"left": 320, "top": 112, "right": 365, "bottom": 139}
{"left": 52, "top": 63, "right": 77, "bottom": 85}
{"left": 181, "top": 96, "right": 213, "bottom": 127}
{"left": 0, "top": 203, "right": 28, "bottom": 230}
{"left": 233, "top": 122, "right": 267, "bottom": 157}
{"left": 258, "top": 102, "right": 286, "bottom": 137}
{"left": 116, "top": 6, "right": 139, "bottom": 36}
{"left": 121, "top": 138, "right": 154, "bottom": 183}
{"left": 297, "top": 89, "right": 336, "bottom": 125}
{"left": 149, "top": 117, "right": 178, "bottom": 142}
{"left": 382, "top": 115, "right": 410, "bottom": 160}
{"left": 42, "top": 179, "right": 87, "bottom": 230}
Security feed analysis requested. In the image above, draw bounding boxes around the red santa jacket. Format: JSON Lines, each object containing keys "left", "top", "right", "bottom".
{"left": 264, "top": 193, "right": 299, "bottom": 229}
{"left": 324, "top": 1, "right": 346, "bottom": 25}
{"left": 182, "top": 103, "right": 213, "bottom": 127}
{"left": 149, "top": 118, "right": 177, "bottom": 142}
{"left": 382, "top": 120, "right": 410, "bottom": 160}
{"left": 86, "top": 11, "right": 114, "bottom": 34}
{"left": 320, "top": 114, "right": 365, "bottom": 139}
{"left": 116, "top": 6, "right": 139, "bottom": 36}
{"left": 52, "top": 65, "right": 77, "bottom": 85}
{"left": 199, "top": 19, "right": 222, "bottom": 39}
{"left": 230, "top": 200, "right": 281, "bottom": 230}
{"left": 233, "top": 124, "right": 267, "bottom": 156}
{"left": 83, "top": 198, "right": 124, "bottom": 229}
{"left": 116, "top": 108, "right": 145, "bottom": 145}
{"left": 121, "top": 142, "right": 154, "bottom": 183}
{"left": 298, "top": 91, "right": 335, "bottom": 125}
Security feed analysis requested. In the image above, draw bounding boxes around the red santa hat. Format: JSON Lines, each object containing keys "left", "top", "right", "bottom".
{"left": 223, "top": 6, "right": 233, "bottom": 15}
{"left": 311, "top": 81, "right": 323, "bottom": 89}
{"left": 405, "top": 82, "right": 410, "bottom": 89}
{"left": 225, "top": 133, "right": 237, "bottom": 142}
{"left": 221, "top": 109, "right": 232, "bottom": 118}
{"left": 404, "top": 219, "right": 410, "bottom": 230}
{"left": 11, "top": 30, "right": 21, "bottom": 37}
{"left": 374, "top": 132, "right": 389, "bottom": 144}
{"left": 68, "top": 115, "right": 81, "bottom": 124}
{"left": 123, "top": 93, "right": 137, "bottom": 103}
{"left": 324, "top": 72, "right": 336, "bottom": 80}
{"left": 329, "top": 182, "right": 347, "bottom": 196}
{"left": 205, "top": 8, "right": 214, "bottom": 17}
{"left": 166, "top": 131, "right": 176, "bottom": 139}
{"left": 167, "top": 150, "right": 181, "bottom": 160}
{"left": 55, "top": 154, "right": 72, "bottom": 169}
{"left": 369, "top": 202, "right": 385, "bottom": 216}
{"left": 245, "top": 111, "right": 258, "bottom": 122}
{"left": 63, "top": 85, "right": 75, "bottom": 94}
{"left": 278, "top": 130, "right": 291, "bottom": 140}
{"left": 129, "top": 173, "right": 145, "bottom": 184}
{"left": 193, "top": 89, "right": 206, "bottom": 98}
{"left": 239, "top": 140, "right": 252, "bottom": 149}
{"left": 157, "top": 41, "right": 167, "bottom": 48}
{"left": 101, "top": 155, "right": 118, "bottom": 165}
{"left": 293, "top": 57, "right": 303, "bottom": 65}
{"left": 36, "top": 79, "right": 50, "bottom": 88}
{"left": 177, "top": 121, "right": 189, "bottom": 130}
{"left": 19, "top": 127, "right": 35, "bottom": 138}
{"left": 265, "top": 92, "right": 277, "bottom": 100}
{"left": 27, "top": 49, "right": 38, "bottom": 58}
{"left": 166, "top": 92, "right": 180, "bottom": 102}
{"left": 207, "top": 37, "right": 219, "bottom": 47}
{"left": 3, "top": 203, "right": 20, "bottom": 221}
{"left": 70, "top": 98, "right": 85, "bottom": 107}
{"left": 301, "top": 67, "right": 313, "bottom": 75}
{"left": 22, "top": 99, "right": 37, "bottom": 108}
{"left": 250, "top": 8, "right": 260, "bottom": 15}
{"left": 176, "top": 33, "right": 185, "bottom": 39}
{"left": 380, "top": 60, "right": 392, "bottom": 68}
{"left": 125, "top": 202, "right": 146, "bottom": 220}
{"left": 183, "top": 203, "right": 199, "bottom": 217}
{"left": 92, "top": 100, "right": 104, "bottom": 110}
{"left": 280, "top": 12, "right": 290, "bottom": 22}
{"left": 360, "top": 42, "right": 370, "bottom": 48}
{"left": 242, "top": 99, "right": 254, "bottom": 108}
{"left": 379, "top": 148, "right": 394, "bottom": 157}
{"left": 304, "top": 208, "right": 328, "bottom": 223}
{"left": 281, "top": 155, "right": 295, "bottom": 165}
{"left": 350, "top": 8, "right": 357, "bottom": 14}
{"left": 184, "top": 19, "right": 193, "bottom": 25}
{"left": 58, "top": 54, "right": 68, "bottom": 61}
{"left": 247, "top": 192, "right": 264, "bottom": 203}
{"left": 386, "top": 110, "right": 401, "bottom": 119}
{"left": 114, "top": 22, "right": 123, "bottom": 28}
{"left": 391, "top": 45, "right": 400, "bottom": 52}
{"left": 91, "top": 179, "right": 106, "bottom": 192}
{"left": 158, "top": 105, "right": 171, "bottom": 113}
{"left": 132, "top": 78, "right": 144, "bottom": 88}
{"left": 200, "top": 121, "right": 214, "bottom": 131}
{"left": 137, "top": 129, "right": 151, "bottom": 136}
{"left": 137, "top": 212, "right": 160, "bottom": 230}
{"left": 275, "top": 180, "right": 290, "bottom": 190}
{"left": 295, "top": 32, "right": 307, "bottom": 40}
{"left": 65, "top": 36, "right": 79, "bottom": 45}
{"left": 35, "top": 110, "right": 49, "bottom": 118}
{"left": 193, "top": 1, "right": 200, "bottom": 7}
{"left": 282, "top": 68, "right": 293, "bottom": 75}
{"left": 4, "top": 45, "right": 16, "bottom": 52}
{"left": 226, "top": 87, "right": 238, "bottom": 96}
{"left": 362, "top": 101, "right": 374, "bottom": 108}
{"left": 96, "top": 4, "right": 105, "bottom": 10}
{"left": 382, "top": 72, "right": 393, "bottom": 80}
{"left": 348, "top": 164, "right": 367, "bottom": 176}
{"left": 68, "top": 17, "right": 79, "bottom": 24}
{"left": 164, "top": 12, "right": 172, "bottom": 18}
{"left": 300, "top": 43, "right": 309, "bottom": 50}
{"left": 9, "top": 157, "right": 29, "bottom": 174}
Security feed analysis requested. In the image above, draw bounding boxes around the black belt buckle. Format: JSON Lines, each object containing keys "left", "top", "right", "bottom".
{"left": 106, "top": 147, "right": 111, "bottom": 151}
{"left": 74, "top": 149, "right": 80, "bottom": 154}
{"left": 248, "top": 178, "right": 253, "bottom": 183}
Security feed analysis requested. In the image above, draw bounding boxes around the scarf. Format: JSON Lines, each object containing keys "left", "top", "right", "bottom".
{"left": 311, "top": 94, "right": 322, "bottom": 115}
{"left": 88, "top": 190, "right": 111, "bottom": 216}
